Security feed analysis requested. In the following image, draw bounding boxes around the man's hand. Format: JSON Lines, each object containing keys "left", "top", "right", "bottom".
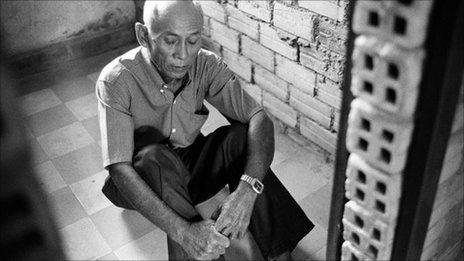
{"left": 214, "top": 182, "right": 258, "bottom": 240}
{"left": 181, "top": 219, "right": 230, "bottom": 260}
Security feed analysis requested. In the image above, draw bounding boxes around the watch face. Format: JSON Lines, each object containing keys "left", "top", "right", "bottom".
{"left": 252, "top": 180, "right": 264, "bottom": 194}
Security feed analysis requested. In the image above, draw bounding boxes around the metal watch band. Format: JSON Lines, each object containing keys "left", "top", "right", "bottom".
{"left": 240, "top": 174, "right": 264, "bottom": 194}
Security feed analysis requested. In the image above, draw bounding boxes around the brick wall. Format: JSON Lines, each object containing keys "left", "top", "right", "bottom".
{"left": 198, "top": 0, "right": 349, "bottom": 156}
{"left": 420, "top": 83, "right": 464, "bottom": 261}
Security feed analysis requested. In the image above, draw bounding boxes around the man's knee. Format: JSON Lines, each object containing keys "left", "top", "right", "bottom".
{"left": 134, "top": 144, "right": 178, "bottom": 175}
{"left": 135, "top": 143, "right": 190, "bottom": 188}
{"left": 136, "top": 143, "right": 171, "bottom": 164}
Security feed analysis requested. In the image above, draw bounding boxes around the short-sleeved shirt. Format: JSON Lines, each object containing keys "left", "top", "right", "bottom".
{"left": 96, "top": 47, "right": 263, "bottom": 168}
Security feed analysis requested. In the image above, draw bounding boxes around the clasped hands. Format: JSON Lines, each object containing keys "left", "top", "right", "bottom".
{"left": 182, "top": 184, "right": 258, "bottom": 260}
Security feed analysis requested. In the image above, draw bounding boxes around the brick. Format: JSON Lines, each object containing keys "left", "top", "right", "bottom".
{"left": 300, "top": 116, "right": 336, "bottom": 154}
{"left": 317, "top": 75, "right": 342, "bottom": 97}
{"left": 260, "top": 25, "right": 298, "bottom": 61}
{"left": 273, "top": 2, "right": 316, "bottom": 42}
{"left": 254, "top": 65, "right": 287, "bottom": 101}
{"left": 241, "top": 36, "right": 274, "bottom": 71}
{"left": 333, "top": 110, "right": 340, "bottom": 131}
{"left": 290, "top": 87, "right": 332, "bottom": 127}
{"left": 222, "top": 48, "right": 252, "bottom": 82}
{"left": 316, "top": 18, "right": 348, "bottom": 54}
{"left": 263, "top": 91, "right": 297, "bottom": 128}
{"left": 197, "top": 0, "right": 226, "bottom": 23}
{"left": 299, "top": 0, "right": 345, "bottom": 22}
{"left": 226, "top": 5, "right": 259, "bottom": 40}
{"left": 317, "top": 87, "right": 342, "bottom": 110}
{"left": 210, "top": 20, "right": 239, "bottom": 53}
{"left": 343, "top": 201, "right": 395, "bottom": 253}
{"left": 276, "top": 55, "right": 316, "bottom": 94}
{"left": 299, "top": 42, "right": 345, "bottom": 82}
{"left": 353, "top": 1, "right": 433, "bottom": 48}
{"left": 299, "top": 41, "right": 327, "bottom": 73}
{"left": 346, "top": 99, "right": 414, "bottom": 174}
{"left": 237, "top": 0, "right": 271, "bottom": 22}
{"left": 342, "top": 218, "right": 391, "bottom": 260}
{"left": 345, "top": 153, "right": 402, "bottom": 224}
{"left": 351, "top": 36, "right": 425, "bottom": 118}
{"left": 341, "top": 241, "right": 371, "bottom": 261}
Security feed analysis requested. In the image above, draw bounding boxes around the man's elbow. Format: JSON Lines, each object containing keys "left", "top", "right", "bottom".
{"left": 251, "top": 110, "right": 274, "bottom": 135}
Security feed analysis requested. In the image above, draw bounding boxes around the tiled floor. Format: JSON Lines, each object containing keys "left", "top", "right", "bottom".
{"left": 21, "top": 69, "right": 334, "bottom": 260}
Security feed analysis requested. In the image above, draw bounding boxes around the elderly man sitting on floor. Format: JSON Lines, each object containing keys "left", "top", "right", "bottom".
{"left": 97, "top": 1, "right": 313, "bottom": 260}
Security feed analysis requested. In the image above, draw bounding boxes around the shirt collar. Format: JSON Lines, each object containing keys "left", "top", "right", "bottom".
{"left": 140, "top": 47, "right": 192, "bottom": 87}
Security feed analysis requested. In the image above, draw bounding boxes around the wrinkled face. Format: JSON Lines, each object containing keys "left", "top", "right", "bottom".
{"left": 146, "top": 10, "right": 203, "bottom": 82}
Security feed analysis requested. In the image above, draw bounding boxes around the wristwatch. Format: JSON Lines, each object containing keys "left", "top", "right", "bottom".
{"left": 240, "top": 174, "right": 264, "bottom": 194}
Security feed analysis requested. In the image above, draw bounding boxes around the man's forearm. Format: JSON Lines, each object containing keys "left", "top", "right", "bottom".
{"left": 109, "top": 163, "right": 188, "bottom": 243}
{"left": 243, "top": 110, "right": 275, "bottom": 182}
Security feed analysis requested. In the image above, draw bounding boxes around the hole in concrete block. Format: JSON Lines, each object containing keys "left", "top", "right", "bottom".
{"left": 394, "top": 15, "right": 407, "bottom": 35}
{"left": 357, "top": 170, "right": 366, "bottom": 184}
{"left": 368, "top": 11, "right": 379, "bottom": 27}
{"left": 369, "top": 245, "right": 378, "bottom": 258}
{"left": 380, "top": 148, "right": 391, "bottom": 163}
{"left": 352, "top": 253, "right": 359, "bottom": 261}
{"left": 376, "top": 181, "right": 387, "bottom": 195}
{"left": 382, "top": 129, "right": 394, "bottom": 143}
{"left": 386, "top": 87, "right": 397, "bottom": 104}
{"left": 352, "top": 232, "right": 360, "bottom": 245}
{"left": 365, "top": 54, "right": 374, "bottom": 70}
{"left": 361, "top": 118, "right": 371, "bottom": 132}
{"left": 363, "top": 81, "right": 374, "bottom": 94}
{"left": 398, "top": 0, "right": 414, "bottom": 6}
{"left": 358, "top": 138, "right": 369, "bottom": 151}
{"left": 355, "top": 215, "right": 364, "bottom": 228}
{"left": 375, "top": 200, "right": 386, "bottom": 213}
{"left": 388, "top": 63, "right": 400, "bottom": 80}
{"left": 355, "top": 188, "right": 365, "bottom": 201}
{"left": 373, "top": 228, "right": 381, "bottom": 241}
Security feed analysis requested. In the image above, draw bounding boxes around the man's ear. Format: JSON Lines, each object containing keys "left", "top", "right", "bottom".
{"left": 135, "top": 22, "right": 149, "bottom": 48}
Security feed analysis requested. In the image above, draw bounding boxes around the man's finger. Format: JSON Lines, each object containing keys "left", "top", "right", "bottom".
{"left": 213, "top": 229, "right": 230, "bottom": 248}
{"left": 220, "top": 223, "right": 235, "bottom": 237}
{"left": 237, "top": 230, "right": 245, "bottom": 240}
{"left": 214, "top": 213, "right": 227, "bottom": 231}
{"left": 218, "top": 246, "right": 226, "bottom": 255}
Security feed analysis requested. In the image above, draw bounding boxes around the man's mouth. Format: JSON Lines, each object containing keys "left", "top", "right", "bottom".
{"left": 171, "top": 65, "right": 189, "bottom": 73}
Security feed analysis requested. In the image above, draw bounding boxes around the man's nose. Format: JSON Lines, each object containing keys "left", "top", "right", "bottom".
{"left": 175, "top": 41, "right": 188, "bottom": 60}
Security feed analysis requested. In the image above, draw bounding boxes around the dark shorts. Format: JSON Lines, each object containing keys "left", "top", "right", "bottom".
{"left": 102, "top": 122, "right": 314, "bottom": 259}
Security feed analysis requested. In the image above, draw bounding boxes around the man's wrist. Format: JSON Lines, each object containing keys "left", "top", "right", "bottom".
{"left": 237, "top": 181, "right": 259, "bottom": 200}
{"left": 240, "top": 174, "right": 264, "bottom": 194}
{"left": 171, "top": 219, "right": 190, "bottom": 244}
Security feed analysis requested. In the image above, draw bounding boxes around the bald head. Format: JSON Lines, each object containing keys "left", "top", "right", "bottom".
{"left": 143, "top": 0, "right": 203, "bottom": 36}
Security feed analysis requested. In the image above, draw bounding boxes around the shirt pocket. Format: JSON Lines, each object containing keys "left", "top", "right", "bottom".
{"left": 177, "top": 103, "right": 209, "bottom": 145}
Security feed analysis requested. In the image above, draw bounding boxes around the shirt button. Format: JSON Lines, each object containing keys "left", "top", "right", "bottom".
{"left": 162, "top": 84, "right": 168, "bottom": 89}
{"left": 172, "top": 128, "right": 176, "bottom": 133}
{"left": 160, "top": 89, "right": 164, "bottom": 93}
